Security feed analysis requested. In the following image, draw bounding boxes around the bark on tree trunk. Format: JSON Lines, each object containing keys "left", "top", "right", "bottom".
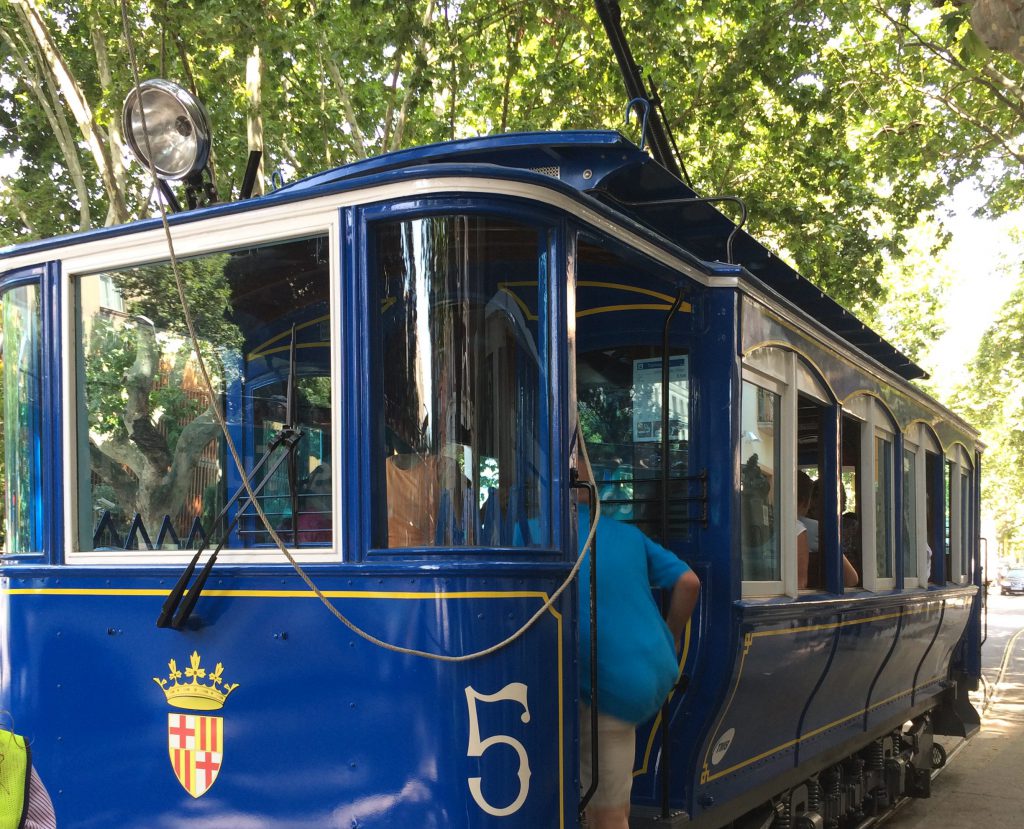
{"left": 12, "top": 0, "right": 129, "bottom": 224}
{"left": 246, "top": 44, "right": 266, "bottom": 196}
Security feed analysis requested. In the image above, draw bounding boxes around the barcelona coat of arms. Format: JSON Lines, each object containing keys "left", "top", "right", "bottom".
{"left": 154, "top": 652, "right": 239, "bottom": 798}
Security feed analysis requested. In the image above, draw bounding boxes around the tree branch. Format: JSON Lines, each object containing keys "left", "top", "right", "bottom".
{"left": 12, "top": 0, "right": 128, "bottom": 223}
{"left": 0, "top": 26, "right": 91, "bottom": 230}
{"left": 324, "top": 55, "right": 368, "bottom": 159}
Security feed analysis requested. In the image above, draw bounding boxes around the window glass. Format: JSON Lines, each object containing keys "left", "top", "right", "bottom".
{"left": 903, "top": 448, "right": 918, "bottom": 580}
{"left": 944, "top": 460, "right": 953, "bottom": 581}
{"left": 741, "top": 380, "right": 781, "bottom": 581}
{"left": 961, "top": 469, "right": 970, "bottom": 578}
{"left": 373, "top": 215, "right": 549, "bottom": 548}
{"left": 841, "top": 414, "right": 863, "bottom": 586}
{"left": 926, "top": 451, "right": 941, "bottom": 582}
{"left": 797, "top": 395, "right": 827, "bottom": 589}
{"left": 577, "top": 347, "right": 689, "bottom": 537}
{"left": 875, "top": 435, "right": 894, "bottom": 579}
{"left": 575, "top": 236, "right": 692, "bottom": 540}
{"left": 76, "top": 236, "right": 332, "bottom": 552}
{"left": 2, "top": 283, "right": 44, "bottom": 553}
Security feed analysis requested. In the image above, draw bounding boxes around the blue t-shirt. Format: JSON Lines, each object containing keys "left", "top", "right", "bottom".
{"left": 577, "top": 505, "right": 691, "bottom": 724}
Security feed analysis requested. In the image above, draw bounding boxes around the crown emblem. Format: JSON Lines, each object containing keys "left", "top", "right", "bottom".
{"left": 154, "top": 651, "right": 239, "bottom": 711}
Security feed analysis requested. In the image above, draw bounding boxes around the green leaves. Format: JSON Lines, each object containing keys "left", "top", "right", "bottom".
{"left": 1, "top": 0, "right": 1023, "bottom": 321}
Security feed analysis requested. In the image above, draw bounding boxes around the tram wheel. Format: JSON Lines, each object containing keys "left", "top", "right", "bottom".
{"left": 931, "top": 742, "right": 947, "bottom": 769}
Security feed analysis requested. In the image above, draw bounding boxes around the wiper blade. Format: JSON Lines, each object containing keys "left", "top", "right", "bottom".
{"left": 157, "top": 326, "right": 303, "bottom": 629}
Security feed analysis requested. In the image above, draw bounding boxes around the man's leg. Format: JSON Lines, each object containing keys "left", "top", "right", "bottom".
{"left": 580, "top": 705, "right": 636, "bottom": 829}
{"left": 586, "top": 803, "right": 630, "bottom": 829}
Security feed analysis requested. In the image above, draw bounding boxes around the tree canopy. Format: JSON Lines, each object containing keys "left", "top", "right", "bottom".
{"left": 2, "top": 0, "right": 1023, "bottom": 307}
{"left": 4, "top": 0, "right": 1024, "bottom": 552}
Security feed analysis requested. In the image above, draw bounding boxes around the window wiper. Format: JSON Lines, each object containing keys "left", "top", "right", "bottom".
{"left": 157, "top": 327, "right": 303, "bottom": 629}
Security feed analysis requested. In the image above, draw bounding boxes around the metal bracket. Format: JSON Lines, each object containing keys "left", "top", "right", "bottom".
{"left": 625, "top": 96, "right": 652, "bottom": 151}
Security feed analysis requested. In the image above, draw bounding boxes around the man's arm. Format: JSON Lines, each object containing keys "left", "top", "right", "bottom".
{"left": 667, "top": 569, "right": 701, "bottom": 651}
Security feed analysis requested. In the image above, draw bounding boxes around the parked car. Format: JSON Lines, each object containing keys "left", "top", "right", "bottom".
{"left": 1000, "top": 567, "right": 1024, "bottom": 595}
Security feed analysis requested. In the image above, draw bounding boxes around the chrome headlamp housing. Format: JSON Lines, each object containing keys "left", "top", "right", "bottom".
{"left": 122, "top": 79, "right": 211, "bottom": 180}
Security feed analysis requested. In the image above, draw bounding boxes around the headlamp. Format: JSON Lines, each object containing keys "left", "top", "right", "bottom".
{"left": 122, "top": 79, "right": 211, "bottom": 181}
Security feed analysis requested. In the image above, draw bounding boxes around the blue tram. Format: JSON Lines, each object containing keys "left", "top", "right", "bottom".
{"left": 0, "top": 106, "right": 981, "bottom": 826}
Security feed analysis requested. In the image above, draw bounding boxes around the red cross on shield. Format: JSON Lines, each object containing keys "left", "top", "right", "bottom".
{"left": 167, "top": 713, "right": 224, "bottom": 798}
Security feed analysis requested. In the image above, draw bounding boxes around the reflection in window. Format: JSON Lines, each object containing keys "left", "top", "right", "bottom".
{"left": 2, "top": 284, "right": 43, "bottom": 553}
{"left": 926, "top": 451, "right": 940, "bottom": 582}
{"left": 741, "top": 381, "right": 780, "bottom": 581}
{"left": 944, "top": 460, "right": 953, "bottom": 582}
{"left": 76, "top": 236, "right": 332, "bottom": 551}
{"left": 841, "top": 415, "right": 863, "bottom": 585}
{"left": 875, "top": 435, "right": 893, "bottom": 579}
{"left": 961, "top": 469, "right": 970, "bottom": 579}
{"left": 797, "top": 395, "right": 827, "bottom": 589}
{"left": 374, "top": 215, "right": 549, "bottom": 548}
{"left": 903, "top": 449, "right": 918, "bottom": 581}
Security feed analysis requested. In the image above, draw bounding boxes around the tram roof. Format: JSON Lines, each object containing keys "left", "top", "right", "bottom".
{"left": 0, "top": 130, "right": 923, "bottom": 381}
{"left": 279, "top": 130, "right": 924, "bottom": 381}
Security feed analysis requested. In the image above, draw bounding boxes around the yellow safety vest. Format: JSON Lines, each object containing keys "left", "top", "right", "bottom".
{"left": 0, "top": 730, "right": 28, "bottom": 829}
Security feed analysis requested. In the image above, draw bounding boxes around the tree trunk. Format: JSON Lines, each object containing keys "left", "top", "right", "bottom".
{"left": 246, "top": 44, "right": 266, "bottom": 195}
{"left": 0, "top": 27, "right": 91, "bottom": 230}
{"left": 12, "top": 0, "right": 129, "bottom": 224}
{"left": 86, "top": 2, "right": 129, "bottom": 225}
{"left": 972, "top": 0, "right": 1024, "bottom": 63}
{"left": 325, "top": 55, "right": 369, "bottom": 159}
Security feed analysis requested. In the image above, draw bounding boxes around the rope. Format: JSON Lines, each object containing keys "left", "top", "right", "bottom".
{"left": 117, "top": 0, "right": 598, "bottom": 661}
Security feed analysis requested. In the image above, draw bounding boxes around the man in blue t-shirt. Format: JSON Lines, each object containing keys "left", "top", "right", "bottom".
{"left": 577, "top": 464, "right": 700, "bottom": 829}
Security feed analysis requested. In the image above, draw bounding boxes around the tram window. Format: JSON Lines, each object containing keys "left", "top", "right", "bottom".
{"left": 577, "top": 347, "right": 689, "bottom": 538}
{"left": 372, "top": 215, "right": 550, "bottom": 549}
{"left": 841, "top": 414, "right": 862, "bottom": 585}
{"left": 74, "top": 235, "right": 333, "bottom": 554}
{"left": 741, "top": 380, "right": 781, "bottom": 582}
{"left": 874, "top": 434, "right": 894, "bottom": 580}
{"left": 926, "top": 451, "right": 941, "bottom": 583}
{"left": 1, "top": 283, "right": 44, "bottom": 553}
{"left": 903, "top": 447, "right": 919, "bottom": 582}
{"left": 944, "top": 460, "right": 953, "bottom": 582}
{"left": 961, "top": 468, "right": 971, "bottom": 580}
{"left": 797, "top": 395, "right": 827, "bottom": 590}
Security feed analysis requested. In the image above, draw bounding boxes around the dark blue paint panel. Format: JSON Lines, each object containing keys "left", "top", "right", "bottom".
{"left": 798, "top": 606, "right": 899, "bottom": 751}
{"left": 698, "top": 621, "right": 834, "bottom": 789}
{"left": 864, "top": 600, "right": 943, "bottom": 729}
{"left": 912, "top": 594, "right": 973, "bottom": 705}
{"left": 4, "top": 574, "right": 577, "bottom": 829}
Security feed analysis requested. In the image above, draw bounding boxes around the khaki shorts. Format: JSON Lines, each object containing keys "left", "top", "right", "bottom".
{"left": 579, "top": 703, "right": 636, "bottom": 810}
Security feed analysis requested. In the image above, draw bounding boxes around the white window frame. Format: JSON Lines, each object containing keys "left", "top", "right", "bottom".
{"left": 845, "top": 396, "right": 896, "bottom": 592}
{"left": 741, "top": 348, "right": 799, "bottom": 598}
{"left": 902, "top": 425, "right": 929, "bottom": 589}
{"left": 62, "top": 206, "right": 343, "bottom": 566}
{"left": 949, "top": 445, "right": 973, "bottom": 586}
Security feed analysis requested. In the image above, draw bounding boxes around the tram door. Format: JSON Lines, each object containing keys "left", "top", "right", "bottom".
{"left": 573, "top": 235, "right": 692, "bottom": 539}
